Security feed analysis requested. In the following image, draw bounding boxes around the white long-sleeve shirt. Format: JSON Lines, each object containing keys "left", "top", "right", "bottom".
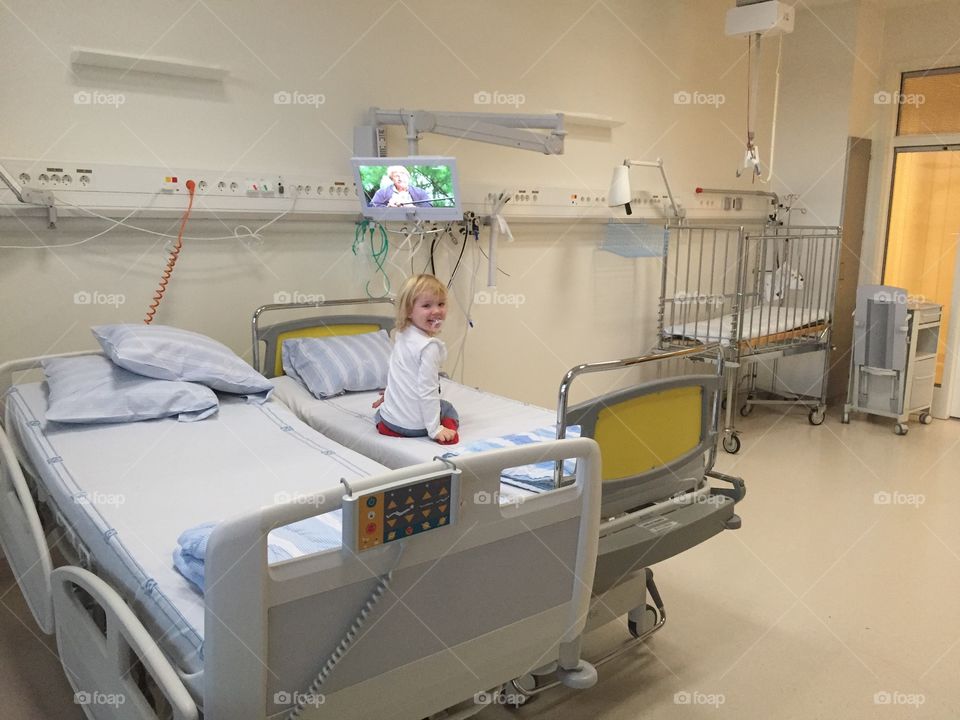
{"left": 379, "top": 325, "right": 446, "bottom": 438}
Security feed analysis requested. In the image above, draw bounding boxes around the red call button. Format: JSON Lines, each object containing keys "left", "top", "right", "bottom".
{"left": 365, "top": 523, "right": 377, "bottom": 535}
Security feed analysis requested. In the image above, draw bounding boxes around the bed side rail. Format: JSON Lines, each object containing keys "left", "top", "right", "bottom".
{"left": 51, "top": 566, "right": 199, "bottom": 720}
{"left": 251, "top": 298, "right": 395, "bottom": 377}
{"left": 0, "top": 352, "right": 103, "bottom": 635}
{"left": 203, "top": 439, "right": 602, "bottom": 720}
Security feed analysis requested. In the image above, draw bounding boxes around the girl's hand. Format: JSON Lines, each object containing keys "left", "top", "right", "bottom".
{"left": 436, "top": 426, "right": 456, "bottom": 443}
{"left": 372, "top": 391, "right": 384, "bottom": 409}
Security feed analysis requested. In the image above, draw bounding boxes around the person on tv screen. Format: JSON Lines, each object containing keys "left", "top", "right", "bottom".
{"left": 370, "top": 166, "right": 432, "bottom": 208}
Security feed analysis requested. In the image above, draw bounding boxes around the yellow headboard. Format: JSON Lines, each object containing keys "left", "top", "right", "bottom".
{"left": 593, "top": 385, "right": 702, "bottom": 481}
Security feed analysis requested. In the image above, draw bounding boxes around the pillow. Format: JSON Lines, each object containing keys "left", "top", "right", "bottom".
{"left": 92, "top": 324, "right": 273, "bottom": 401}
{"left": 282, "top": 330, "right": 391, "bottom": 399}
{"left": 42, "top": 355, "right": 218, "bottom": 424}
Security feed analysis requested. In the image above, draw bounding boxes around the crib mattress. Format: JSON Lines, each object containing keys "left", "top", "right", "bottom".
{"left": 270, "top": 376, "right": 561, "bottom": 499}
{"left": 3, "top": 382, "right": 388, "bottom": 677}
{"left": 663, "top": 305, "right": 828, "bottom": 347}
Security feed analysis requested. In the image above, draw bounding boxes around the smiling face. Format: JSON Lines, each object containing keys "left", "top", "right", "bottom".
{"left": 408, "top": 291, "right": 447, "bottom": 335}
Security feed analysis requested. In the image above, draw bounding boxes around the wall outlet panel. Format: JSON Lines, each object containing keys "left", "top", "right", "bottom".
{"left": 0, "top": 158, "right": 772, "bottom": 223}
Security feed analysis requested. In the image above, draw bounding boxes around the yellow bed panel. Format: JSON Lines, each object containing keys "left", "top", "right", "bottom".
{"left": 594, "top": 385, "right": 702, "bottom": 481}
{"left": 272, "top": 324, "right": 382, "bottom": 377}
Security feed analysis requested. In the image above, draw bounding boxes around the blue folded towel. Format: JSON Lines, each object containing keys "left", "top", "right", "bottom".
{"left": 443, "top": 426, "right": 581, "bottom": 493}
{"left": 173, "top": 511, "right": 344, "bottom": 592}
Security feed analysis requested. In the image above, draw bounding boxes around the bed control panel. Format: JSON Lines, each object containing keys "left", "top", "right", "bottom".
{"left": 342, "top": 469, "right": 460, "bottom": 552}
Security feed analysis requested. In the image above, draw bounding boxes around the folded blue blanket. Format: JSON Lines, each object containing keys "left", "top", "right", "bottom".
{"left": 173, "top": 511, "right": 344, "bottom": 592}
{"left": 443, "top": 426, "right": 581, "bottom": 493}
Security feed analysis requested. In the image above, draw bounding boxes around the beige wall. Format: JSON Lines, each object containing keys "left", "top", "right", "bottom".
{"left": 3, "top": 0, "right": 958, "bottom": 407}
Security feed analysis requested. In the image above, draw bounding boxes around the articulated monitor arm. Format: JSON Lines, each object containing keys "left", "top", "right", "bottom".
{"left": 0, "top": 161, "right": 57, "bottom": 228}
{"left": 368, "top": 108, "right": 566, "bottom": 155}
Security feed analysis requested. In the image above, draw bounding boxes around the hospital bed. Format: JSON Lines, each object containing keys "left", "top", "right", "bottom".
{"left": 657, "top": 223, "right": 842, "bottom": 453}
{"left": 253, "top": 299, "right": 746, "bottom": 698}
{"left": 0, "top": 350, "right": 605, "bottom": 720}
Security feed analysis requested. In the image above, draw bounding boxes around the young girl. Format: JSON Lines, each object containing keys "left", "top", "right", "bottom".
{"left": 373, "top": 274, "right": 460, "bottom": 444}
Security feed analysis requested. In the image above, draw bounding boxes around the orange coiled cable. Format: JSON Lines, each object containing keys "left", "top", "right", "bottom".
{"left": 144, "top": 179, "right": 196, "bottom": 324}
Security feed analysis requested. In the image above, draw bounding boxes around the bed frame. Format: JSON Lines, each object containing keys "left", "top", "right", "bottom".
{"left": 252, "top": 300, "right": 747, "bottom": 701}
{"left": 657, "top": 223, "right": 842, "bottom": 453}
{"left": 0, "top": 353, "right": 604, "bottom": 720}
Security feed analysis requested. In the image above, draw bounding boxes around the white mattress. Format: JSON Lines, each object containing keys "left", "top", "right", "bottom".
{"left": 3, "top": 382, "right": 388, "bottom": 676}
{"left": 270, "top": 376, "right": 558, "bottom": 500}
{"left": 663, "top": 305, "right": 827, "bottom": 346}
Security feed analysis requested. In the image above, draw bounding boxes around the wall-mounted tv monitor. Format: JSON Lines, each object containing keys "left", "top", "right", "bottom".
{"left": 352, "top": 156, "right": 462, "bottom": 222}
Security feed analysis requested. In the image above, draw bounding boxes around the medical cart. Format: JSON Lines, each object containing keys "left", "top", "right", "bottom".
{"left": 842, "top": 285, "right": 941, "bottom": 435}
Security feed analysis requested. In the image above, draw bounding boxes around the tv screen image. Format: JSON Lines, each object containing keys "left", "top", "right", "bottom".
{"left": 352, "top": 157, "right": 462, "bottom": 222}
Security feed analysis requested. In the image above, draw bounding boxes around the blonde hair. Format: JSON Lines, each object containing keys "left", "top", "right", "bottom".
{"left": 396, "top": 274, "right": 447, "bottom": 331}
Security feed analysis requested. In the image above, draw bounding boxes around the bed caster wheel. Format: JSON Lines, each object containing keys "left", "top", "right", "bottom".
{"left": 739, "top": 403, "right": 753, "bottom": 417}
{"left": 841, "top": 412, "right": 850, "bottom": 424}
{"left": 919, "top": 413, "right": 933, "bottom": 425}
{"left": 722, "top": 434, "right": 741, "bottom": 454}
{"left": 894, "top": 423, "right": 909, "bottom": 436}
{"left": 500, "top": 676, "right": 534, "bottom": 708}
{"left": 627, "top": 605, "right": 659, "bottom": 638}
{"left": 808, "top": 408, "right": 825, "bottom": 426}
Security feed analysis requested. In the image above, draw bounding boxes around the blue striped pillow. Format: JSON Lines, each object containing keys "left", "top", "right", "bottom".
{"left": 92, "top": 324, "right": 273, "bottom": 401}
{"left": 42, "top": 355, "right": 218, "bottom": 423}
{"left": 282, "top": 331, "right": 391, "bottom": 398}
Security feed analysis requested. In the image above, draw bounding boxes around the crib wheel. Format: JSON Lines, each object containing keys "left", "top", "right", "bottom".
{"left": 919, "top": 413, "right": 933, "bottom": 425}
{"left": 722, "top": 434, "right": 741, "bottom": 454}
{"left": 808, "top": 408, "right": 825, "bottom": 426}
{"left": 894, "top": 423, "right": 908, "bottom": 436}
{"left": 739, "top": 403, "right": 753, "bottom": 417}
{"left": 841, "top": 412, "right": 850, "bottom": 424}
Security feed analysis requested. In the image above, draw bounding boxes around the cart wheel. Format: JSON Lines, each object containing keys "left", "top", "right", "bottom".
{"left": 627, "top": 606, "right": 658, "bottom": 639}
{"left": 739, "top": 403, "right": 753, "bottom": 417}
{"left": 841, "top": 412, "right": 850, "bottom": 424}
{"left": 808, "top": 408, "right": 825, "bottom": 426}
{"left": 894, "top": 423, "right": 909, "bottom": 436}
{"left": 919, "top": 413, "right": 933, "bottom": 425}
{"left": 722, "top": 434, "right": 741, "bottom": 454}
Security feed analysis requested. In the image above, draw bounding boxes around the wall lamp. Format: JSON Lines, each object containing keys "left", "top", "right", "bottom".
{"left": 608, "top": 158, "right": 681, "bottom": 218}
